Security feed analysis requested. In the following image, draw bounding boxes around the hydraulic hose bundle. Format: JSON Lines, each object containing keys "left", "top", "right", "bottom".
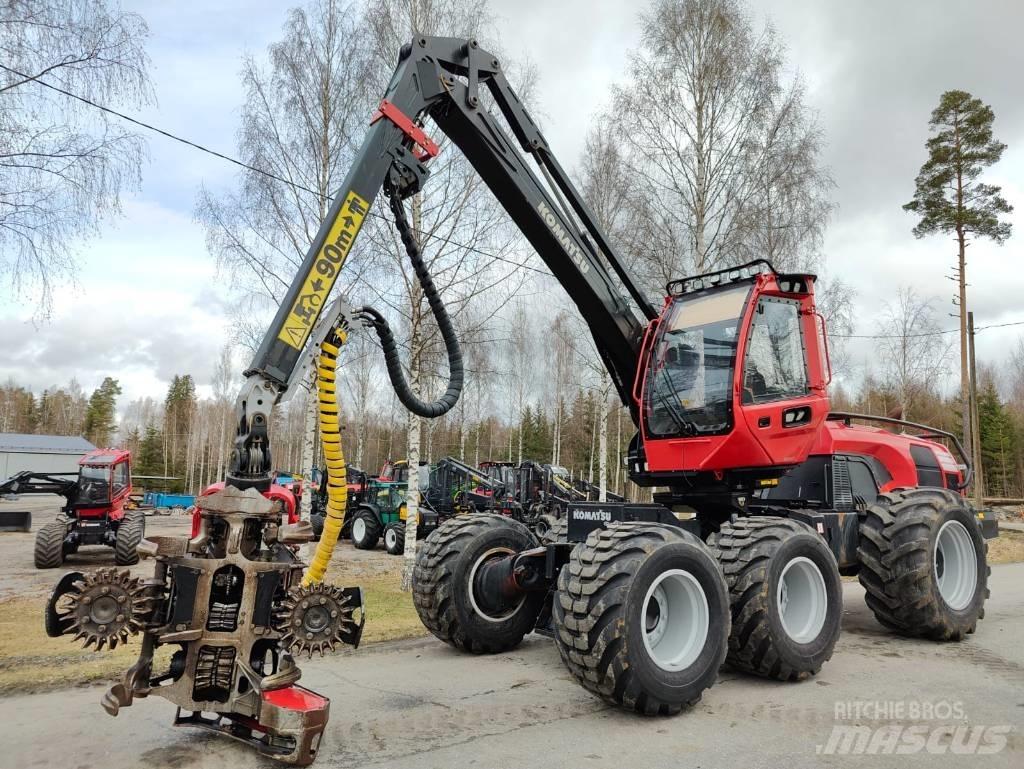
{"left": 306, "top": 187, "right": 464, "bottom": 582}
{"left": 303, "top": 326, "right": 349, "bottom": 586}
{"left": 358, "top": 189, "right": 464, "bottom": 418}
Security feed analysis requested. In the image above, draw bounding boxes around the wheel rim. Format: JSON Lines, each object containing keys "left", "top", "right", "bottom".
{"left": 353, "top": 518, "right": 366, "bottom": 543}
{"left": 467, "top": 547, "right": 525, "bottom": 623}
{"left": 641, "top": 569, "right": 709, "bottom": 672}
{"left": 935, "top": 520, "right": 978, "bottom": 611}
{"left": 385, "top": 528, "right": 396, "bottom": 549}
{"left": 777, "top": 556, "right": 828, "bottom": 643}
{"left": 778, "top": 561, "right": 827, "bottom": 643}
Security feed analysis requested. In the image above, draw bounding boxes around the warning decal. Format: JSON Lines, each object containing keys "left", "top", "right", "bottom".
{"left": 278, "top": 191, "right": 369, "bottom": 350}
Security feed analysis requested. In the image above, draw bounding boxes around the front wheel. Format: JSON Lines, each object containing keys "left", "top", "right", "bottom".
{"left": 114, "top": 516, "right": 143, "bottom": 565}
{"left": 384, "top": 522, "right": 406, "bottom": 555}
{"left": 351, "top": 508, "right": 381, "bottom": 550}
{"left": 709, "top": 517, "right": 842, "bottom": 681}
{"left": 553, "top": 522, "right": 730, "bottom": 714}
{"left": 413, "top": 514, "right": 544, "bottom": 653}
{"left": 34, "top": 519, "right": 67, "bottom": 569}
{"left": 858, "top": 488, "right": 989, "bottom": 640}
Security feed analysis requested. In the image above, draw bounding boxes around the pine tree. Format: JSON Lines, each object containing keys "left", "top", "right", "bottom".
{"left": 137, "top": 425, "right": 164, "bottom": 477}
{"left": 978, "top": 382, "right": 1016, "bottom": 498}
{"left": 903, "top": 90, "right": 1013, "bottom": 448}
{"left": 83, "top": 377, "right": 122, "bottom": 446}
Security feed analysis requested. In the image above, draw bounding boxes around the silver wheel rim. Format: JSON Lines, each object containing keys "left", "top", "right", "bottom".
{"left": 353, "top": 518, "right": 366, "bottom": 543}
{"left": 778, "top": 556, "right": 828, "bottom": 643}
{"left": 935, "top": 520, "right": 977, "bottom": 611}
{"left": 385, "top": 528, "right": 397, "bottom": 549}
{"left": 641, "top": 569, "right": 709, "bottom": 672}
{"left": 467, "top": 547, "right": 525, "bottom": 623}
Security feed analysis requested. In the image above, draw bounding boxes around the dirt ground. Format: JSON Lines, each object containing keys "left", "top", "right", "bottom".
{"left": 0, "top": 494, "right": 422, "bottom": 695}
{"left": 3, "top": 565, "right": 1023, "bottom": 769}
{"left": 1, "top": 493, "right": 1022, "bottom": 696}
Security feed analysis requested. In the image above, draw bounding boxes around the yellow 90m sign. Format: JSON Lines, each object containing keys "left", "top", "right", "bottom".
{"left": 278, "top": 191, "right": 369, "bottom": 350}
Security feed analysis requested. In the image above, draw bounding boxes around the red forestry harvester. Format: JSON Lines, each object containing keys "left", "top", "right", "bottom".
{"left": 0, "top": 448, "right": 143, "bottom": 568}
{"left": 40, "top": 35, "right": 998, "bottom": 763}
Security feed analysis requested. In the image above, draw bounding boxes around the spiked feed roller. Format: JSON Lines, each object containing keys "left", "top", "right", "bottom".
{"left": 44, "top": 485, "right": 364, "bottom": 765}
{"left": 276, "top": 583, "right": 363, "bottom": 658}
{"left": 46, "top": 569, "right": 154, "bottom": 650}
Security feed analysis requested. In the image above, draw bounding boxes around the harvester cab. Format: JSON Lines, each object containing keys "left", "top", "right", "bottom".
{"left": 632, "top": 260, "right": 830, "bottom": 502}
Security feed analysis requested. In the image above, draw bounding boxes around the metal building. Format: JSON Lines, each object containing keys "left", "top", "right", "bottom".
{"left": 0, "top": 433, "right": 97, "bottom": 480}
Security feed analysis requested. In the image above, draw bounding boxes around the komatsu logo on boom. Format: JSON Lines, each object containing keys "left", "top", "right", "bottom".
{"left": 537, "top": 201, "right": 590, "bottom": 274}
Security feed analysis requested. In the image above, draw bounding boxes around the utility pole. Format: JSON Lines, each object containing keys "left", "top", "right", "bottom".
{"left": 968, "top": 312, "right": 983, "bottom": 507}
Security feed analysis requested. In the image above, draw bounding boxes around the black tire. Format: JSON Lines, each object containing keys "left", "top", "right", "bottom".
{"left": 858, "top": 488, "right": 989, "bottom": 640}
{"left": 384, "top": 522, "right": 406, "bottom": 555}
{"left": 114, "top": 517, "right": 143, "bottom": 565}
{"left": 709, "top": 517, "right": 842, "bottom": 681}
{"left": 310, "top": 513, "right": 325, "bottom": 540}
{"left": 553, "top": 522, "right": 730, "bottom": 714}
{"left": 534, "top": 514, "right": 559, "bottom": 542}
{"left": 413, "top": 514, "right": 543, "bottom": 653}
{"left": 34, "top": 519, "right": 67, "bottom": 569}
{"left": 351, "top": 507, "right": 382, "bottom": 550}
{"left": 537, "top": 516, "right": 566, "bottom": 545}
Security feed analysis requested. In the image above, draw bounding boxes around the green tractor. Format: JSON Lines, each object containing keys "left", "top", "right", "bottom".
{"left": 349, "top": 460, "right": 436, "bottom": 554}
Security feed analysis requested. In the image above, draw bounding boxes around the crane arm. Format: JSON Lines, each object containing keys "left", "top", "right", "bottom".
{"left": 227, "top": 36, "right": 653, "bottom": 490}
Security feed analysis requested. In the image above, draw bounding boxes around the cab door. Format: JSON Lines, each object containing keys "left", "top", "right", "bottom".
{"left": 739, "top": 295, "right": 827, "bottom": 465}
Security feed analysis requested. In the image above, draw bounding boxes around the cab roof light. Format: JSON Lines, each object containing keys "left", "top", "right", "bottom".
{"left": 666, "top": 259, "right": 777, "bottom": 296}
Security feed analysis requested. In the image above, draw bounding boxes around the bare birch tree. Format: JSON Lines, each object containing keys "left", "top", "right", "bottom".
{"left": 0, "top": 0, "right": 152, "bottom": 313}
{"left": 876, "top": 287, "right": 950, "bottom": 421}
{"left": 613, "top": 0, "right": 832, "bottom": 282}
{"left": 196, "top": 0, "right": 375, "bottom": 339}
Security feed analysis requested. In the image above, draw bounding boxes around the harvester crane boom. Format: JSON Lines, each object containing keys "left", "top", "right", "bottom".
{"left": 227, "top": 36, "right": 655, "bottom": 490}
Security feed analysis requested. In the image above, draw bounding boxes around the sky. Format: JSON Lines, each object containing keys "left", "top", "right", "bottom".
{"left": 2, "top": 0, "right": 1024, "bottom": 408}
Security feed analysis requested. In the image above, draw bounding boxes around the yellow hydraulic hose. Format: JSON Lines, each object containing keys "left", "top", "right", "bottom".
{"left": 302, "top": 326, "right": 348, "bottom": 587}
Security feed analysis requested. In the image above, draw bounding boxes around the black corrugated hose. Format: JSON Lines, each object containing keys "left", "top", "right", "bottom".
{"left": 358, "top": 189, "right": 464, "bottom": 418}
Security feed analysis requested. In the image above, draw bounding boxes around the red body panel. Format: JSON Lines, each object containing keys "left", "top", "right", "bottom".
{"left": 813, "top": 421, "right": 964, "bottom": 492}
{"left": 639, "top": 272, "right": 830, "bottom": 475}
{"left": 191, "top": 482, "right": 298, "bottom": 538}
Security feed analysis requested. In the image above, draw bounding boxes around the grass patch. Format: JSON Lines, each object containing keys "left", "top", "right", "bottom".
{"left": 0, "top": 568, "right": 424, "bottom": 697}
{"left": 323, "top": 571, "right": 427, "bottom": 645}
{"left": 989, "top": 529, "right": 1024, "bottom": 565}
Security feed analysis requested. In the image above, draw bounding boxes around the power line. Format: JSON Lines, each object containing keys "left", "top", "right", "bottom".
{"left": 0, "top": 63, "right": 554, "bottom": 278}
{"left": 830, "top": 319, "right": 1024, "bottom": 340}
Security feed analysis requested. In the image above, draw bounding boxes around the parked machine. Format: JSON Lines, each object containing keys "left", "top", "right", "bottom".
{"left": 43, "top": 35, "right": 997, "bottom": 762}
{"left": 0, "top": 448, "right": 144, "bottom": 568}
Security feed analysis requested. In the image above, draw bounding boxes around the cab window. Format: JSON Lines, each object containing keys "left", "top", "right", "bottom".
{"left": 742, "top": 298, "right": 809, "bottom": 404}
{"left": 112, "top": 461, "right": 129, "bottom": 494}
{"left": 644, "top": 284, "right": 749, "bottom": 438}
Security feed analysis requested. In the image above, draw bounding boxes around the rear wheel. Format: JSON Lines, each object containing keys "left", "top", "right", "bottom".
{"left": 709, "top": 517, "right": 841, "bottom": 680}
{"left": 553, "top": 522, "right": 730, "bottom": 714}
{"left": 538, "top": 517, "right": 567, "bottom": 545}
{"left": 384, "top": 522, "right": 406, "bottom": 555}
{"left": 114, "top": 516, "right": 143, "bottom": 565}
{"left": 858, "top": 488, "right": 988, "bottom": 640}
{"left": 533, "top": 514, "right": 559, "bottom": 542}
{"left": 351, "top": 508, "right": 381, "bottom": 550}
{"left": 413, "top": 514, "right": 544, "bottom": 653}
{"left": 34, "top": 519, "right": 67, "bottom": 569}
{"left": 309, "top": 513, "right": 325, "bottom": 540}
